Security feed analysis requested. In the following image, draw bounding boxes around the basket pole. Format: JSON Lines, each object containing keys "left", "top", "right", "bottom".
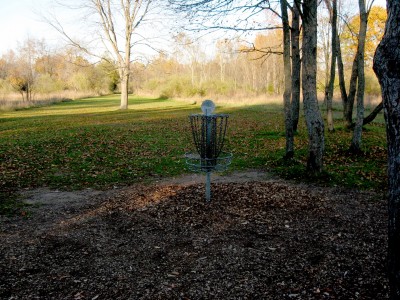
{"left": 206, "top": 171, "right": 211, "bottom": 202}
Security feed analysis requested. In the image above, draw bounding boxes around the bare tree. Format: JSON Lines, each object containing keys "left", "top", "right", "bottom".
{"left": 343, "top": 46, "right": 360, "bottom": 127}
{"left": 373, "top": 1, "right": 400, "bottom": 298}
{"left": 336, "top": 33, "right": 348, "bottom": 119}
{"left": 215, "top": 39, "right": 232, "bottom": 82}
{"left": 323, "top": 0, "right": 338, "bottom": 132}
{"left": 291, "top": 1, "right": 301, "bottom": 132}
{"left": 45, "top": 0, "right": 159, "bottom": 109}
{"left": 174, "top": 33, "right": 201, "bottom": 86}
{"left": 281, "top": 0, "right": 294, "bottom": 159}
{"left": 7, "top": 38, "right": 43, "bottom": 102}
{"left": 302, "top": 0, "right": 325, "bottom": 173}
{"left": 349, "top": 0, "right": 374, "bottom": 153}
{"left": 338, "top": 1, "right": 376, "bottom": 128}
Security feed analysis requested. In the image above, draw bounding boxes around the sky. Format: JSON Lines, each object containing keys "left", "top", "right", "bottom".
{"left": 0, "top": 0, "right": 171, "bottom": 59}
{"left": 0, "top": 0, "right": 388, "bottom": 56}
{"left": 0, "top": 0, "right": 57, "bottom": 54}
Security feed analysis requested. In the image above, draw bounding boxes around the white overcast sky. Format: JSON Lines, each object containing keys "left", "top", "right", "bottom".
{"left": 0, "top": 0, "right": 387, "bottom": 56}
{"left": 0, "top": 0, "right": 176, "bottom": 60}
{"left": 0, "top": 0, "right": 56, "bottom": 54}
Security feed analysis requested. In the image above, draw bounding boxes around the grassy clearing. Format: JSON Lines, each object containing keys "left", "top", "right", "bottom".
{"left": 0, "top": 94, "right": 387, "bottom": 213}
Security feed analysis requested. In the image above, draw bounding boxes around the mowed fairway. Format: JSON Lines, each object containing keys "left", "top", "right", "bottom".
{"left": 0, "top": 95, "right": 388, "bottom": 195}
{"left": 0, "top": 95, "right": 278, "bottom": 193}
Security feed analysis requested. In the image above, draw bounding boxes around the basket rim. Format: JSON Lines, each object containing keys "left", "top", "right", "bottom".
{"left": 185, "top": 152, "right": 233, "bottom": 160}
{"left": 185, "top": 152, "right": 233, "bottom": 173}
{"left": 189, "top": 113, "right": 230, "bottom": 118}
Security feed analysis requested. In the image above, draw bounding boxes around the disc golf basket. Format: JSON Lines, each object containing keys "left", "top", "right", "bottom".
{"left": 185, "top": 100, "right": 232, "bottom": 202}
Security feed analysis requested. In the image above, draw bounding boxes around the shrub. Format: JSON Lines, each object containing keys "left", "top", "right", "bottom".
{"left": 36, "top": 74, "right": 65, "bottom": 93}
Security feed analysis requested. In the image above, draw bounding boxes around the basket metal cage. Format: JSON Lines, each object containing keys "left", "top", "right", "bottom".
{"left": 185, "top": 100, "right": 232, "bottom": 202}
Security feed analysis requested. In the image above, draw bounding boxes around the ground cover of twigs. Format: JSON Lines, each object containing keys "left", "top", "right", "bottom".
{"left": 0, "top": 179, "right": 388, "bottom": 299}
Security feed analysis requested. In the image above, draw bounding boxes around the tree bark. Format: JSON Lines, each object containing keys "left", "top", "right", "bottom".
{"left": 324, "top": 0, "right": 338, "bottom": 132}
{"left": 120, "top": 71, "right": 129, "bottom": 110}
{"left": 347, "top": 101, "right": 383, "bottom": 129}
{"left": 350, "top": 0, "right": 368, "bottom": 153}
{"left": 373, "top": 1, "right": 400, "bottom": 298}
{"left": 281, "top": 0, "right": 294, "bottom": 159}
{"left": 337, "top": 36, "right": 349, "bottom": 116}
{"left": 345, "top": 53, "right": 359, "bottom": 127}
{"left": 302, "top": 0, "right": 325, "bottom": 173}
{"left": 363, "top": 101, "right": 383, "bottom": 125}
{"left": 291, "top": 1, "right": 301, "bottom": 133}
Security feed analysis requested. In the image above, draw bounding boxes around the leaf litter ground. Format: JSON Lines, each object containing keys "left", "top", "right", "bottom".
{"left": 0, "top": 171, "right": 388, "bottom": 299}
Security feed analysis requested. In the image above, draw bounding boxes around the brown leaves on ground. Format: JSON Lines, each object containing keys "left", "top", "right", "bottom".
{"left": 0, "top": 181, "right": 388, "bottom": 299}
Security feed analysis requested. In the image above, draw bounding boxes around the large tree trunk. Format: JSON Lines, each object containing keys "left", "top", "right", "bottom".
{"left": 324, "top": 0, "right": 338, "bottom": 132}
{"left": 373, "top": 1, "right": 400, "bottom": 298}
{"left": 281, "top": 0, "right": 294, "bottom": 159}
{"left": 302, "top": 0, "right": 325, "bottom": 173}
{"left": 350, "top": 0, "right": 368, "bottom": 153}
{"left": 119, "top": 62, "right": 129, "bottom": 109}
{"left": 291, "top": 1, "right": 301, "bottom": 133}
{"left": 120, "top": 74, "right": 129, "bottom": 110}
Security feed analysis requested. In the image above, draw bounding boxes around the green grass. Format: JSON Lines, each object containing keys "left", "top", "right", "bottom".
{"left": 0, "top": 94, "right": 388, "bottom": 214}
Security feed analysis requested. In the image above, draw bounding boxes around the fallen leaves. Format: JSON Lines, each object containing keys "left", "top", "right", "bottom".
{"left": 0, "top": 181, "right": 388, "bottom": 299}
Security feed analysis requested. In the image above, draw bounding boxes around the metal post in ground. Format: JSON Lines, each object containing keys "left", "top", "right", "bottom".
{"left": 206, "top": 171, "right": 211, "bottom": 202}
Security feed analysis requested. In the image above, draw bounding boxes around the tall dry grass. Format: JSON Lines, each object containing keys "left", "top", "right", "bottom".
{"left": 175, "top": 92, "right": 382, "bottom": 111}
{"left": 0, "top": 91, "right": 99, "bottom": 111}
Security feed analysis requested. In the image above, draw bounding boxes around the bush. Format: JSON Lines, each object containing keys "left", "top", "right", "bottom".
{"left": 68, "top": 72, "right": 92, "bottom": 91}
{"left": 158, "top": 77, "right": 194, "bottom": 98}
{"left": 36, "top": 74, "right": 65, "bottom": 93}
{"left": 145, "top": 76, "right": 239, "bottom": 98}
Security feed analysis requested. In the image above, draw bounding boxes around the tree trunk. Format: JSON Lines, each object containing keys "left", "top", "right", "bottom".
{"left": 363, "top": 101, "right": 383, "bottom": 125}
{"left": 345, "top": 54, "right": 359, "bottom": 127}
{"left": 373, "top": 1, "right": 400, "bottom": 298}
{"left": 347, "top": 101, "right": 383, "bottom": 129}
{"left": 281, "top": 0, "right": 294, "bottom": 159}
{"left": 350, "top": 0, "right": 368, "bottom": 153}
{"left": 337, "top": 36, "right": 348, "bottom": 117}
{"left": 324, "top": 0, "right": 338, "bottom": 132}
{"left": 120, "top": 71, "right": 129, "bottom": 110}
{"left": 291, "top": 1, "right": 301, "bottom": 132}
{"left": 191, "top": 62, "right": 195, "bottom": 86}
{"left": 302, "top": 0, "right": 325, "bottom": 173}
{"left": 120, "top": 34, "right": 131, "bottom": 110}
{"left": 28, "top": 82, "right": 33, "bottom": 102}
{"left": 220, "top": 58, "right": 224, "bottom": 82}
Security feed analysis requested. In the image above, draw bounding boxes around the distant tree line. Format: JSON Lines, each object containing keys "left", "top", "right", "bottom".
{"left": 0, "top": 39, "right": 119, "bottom": 102}
{"left": 0, "top": 4, "right": 385, "bottom": 105}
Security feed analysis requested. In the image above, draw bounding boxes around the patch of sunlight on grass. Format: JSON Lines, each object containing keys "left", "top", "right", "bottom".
{"left": 0, "top": 95, "right": 195, "bottom": 119}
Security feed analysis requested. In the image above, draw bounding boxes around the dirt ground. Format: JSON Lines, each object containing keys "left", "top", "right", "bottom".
{"left": 0, "top": 171, "right": 389, "bottom": 299}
